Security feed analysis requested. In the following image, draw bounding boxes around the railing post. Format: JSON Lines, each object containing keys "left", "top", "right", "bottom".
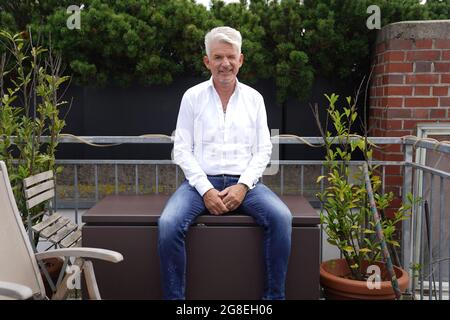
{"left": 402, "top": 142, "right": 414, "bottom": 292}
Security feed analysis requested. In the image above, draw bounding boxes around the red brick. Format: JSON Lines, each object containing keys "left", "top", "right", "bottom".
{"left": 435, "top": 39, "right": 450, "bottom": 49}
{"left": 373, "top": 75, "right": 383, "bottom": 85}
{"left": 377, "top": 76, "right": 383, "bottom": 86}
{"left": 430, "top": 109, "right": 446, "bottom": 118}
{"left": 376, "top": 42, "right": 386, "bottom": 54}
{"left": 435, "top": 62, "right": 450, "bottom": 72}
{"left": 371, "top": 119, "right": 381, "bottom": 129}
{"left": 371, "top": 129, "right": 386, "bottom": 137}
{"left": 382, "top": 97, "right": 403, "bottom": 107}
{"left": 415, "top": 39, "right": 433, "bottom": 49}
{"left": 385, "top": 186, "right": 401, "bottom": 196}
{"left": 383, "top": 74, "right": 403, "bottom": 85}
{"left": 369, "top": 97, "right": 379, "bottom": 108}
{"left": 406, "top": 50, "right": 440, "bottom": 61}
{"left": 412, "top": 109, "right": 429, "bottom": 118}
{"left": 385, "top": 209, "right": 398, "bottom": 218}
{"left": 374, "top": 64, "right": 384, "bottom": 74}
{"left": 387, "top": 130, "right": 413, "bottom": 137}
{"left": 385, "top": 175, "right": 404, "bottom": 185}
{"left": 404, "top": 97, "right": 439, "bottom": 107}
{"left": 440, "top": 98, "right": 450, "bottom": 107}
{"left": 384, "top": 119, "right": 403, "bottom": 130}
{"left": 372, "top": 149, "right": 385, "bottom": 160}
{"left": 388, "top": 39, "right": 413, "bottom": 50}
{"left": 384, "top": 51, "right": 405, "bottom": 62}
{"left": 415, "top": 61, "right": 432, "bottom": 72}
{"left": 376, "top": 87, "right": 384, "bottom": 96}
{"left": 383, "top": 153, "right": 406, "bottom": 161}
{"left": 384, "top": 86, "right": 413, "bottom": 96}
{"left": 406, "top": 74, "right": 440, "bottom": 84}
{"left": 383, "top": 75, "right": 404, "bottom": 85}
{"left": 385, "top": 166, "right": 402, "bottom": 175}
{"left": 384, "top": 144, "right": 402, "bottom": 153}
{"left": 385, "top": 63, "right": 413, "bottom": 73}
{"left": 414, "top": 86, "right": 430, "bottom": 96}
{"left": 403, "top": 120, "right": 419, "bottom": 130}
{"left": 390, "top": 198, "right": 403, "bottom": 209}
{"left": 442, "top": 74, "right": 450, "bottom": 83}
{"left": 375, "top": 54, "right": 383, "bottom": 64}
{"left": 433, "top": 86, "right": 448, "bottom": 96}
{"left": 443, "top": 51, "right": 450, "bottom": 60}
{"left": 386, "top": 108, "right": 411, "bottom": 118}
{"left": 370, "top": 108, "right": 383, "bottom": 118}
{"left": 404, "top": 119, "right": 438, "bottom": 130}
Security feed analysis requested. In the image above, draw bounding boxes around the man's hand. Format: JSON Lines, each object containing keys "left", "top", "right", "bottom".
{"left": 218, "top": 183, "right": 248, "bottom": 211}
{"left": 203, "top": 189, "right": 229, "bottom": 215}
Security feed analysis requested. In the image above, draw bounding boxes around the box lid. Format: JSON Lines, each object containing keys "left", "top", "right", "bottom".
{"left": 82, "top": 195, "right": 319, "bottom": 226}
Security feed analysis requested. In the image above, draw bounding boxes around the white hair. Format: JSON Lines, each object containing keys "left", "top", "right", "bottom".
{"left": 204, "top": 26, "right": 242, "bottom": 57}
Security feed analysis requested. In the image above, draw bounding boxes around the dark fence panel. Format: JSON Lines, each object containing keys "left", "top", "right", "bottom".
{"left": 57, "top": 75, "right": 360, "bottom": 160}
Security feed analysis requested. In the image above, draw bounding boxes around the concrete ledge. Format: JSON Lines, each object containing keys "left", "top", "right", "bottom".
{"left": 377, "top": 20, "right": 450, "bottom": 43}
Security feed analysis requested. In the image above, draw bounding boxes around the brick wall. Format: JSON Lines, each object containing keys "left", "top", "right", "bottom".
{"left": 369, "top": 20, "right": 450, "bottom": 210}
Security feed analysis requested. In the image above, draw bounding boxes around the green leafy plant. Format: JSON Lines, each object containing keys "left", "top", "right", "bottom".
{"left": 0, "top": 29, "right": 69, "bottom": 244}
{"left": 315, "top": 93, "right": 419, "bottom": 280}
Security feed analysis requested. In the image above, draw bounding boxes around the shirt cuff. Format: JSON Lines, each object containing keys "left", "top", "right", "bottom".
{"left": 238, "top": 176, "right": 258, "bottom": 190}
{"left": 195, "top": 178, "right": 215, "bottom": 197}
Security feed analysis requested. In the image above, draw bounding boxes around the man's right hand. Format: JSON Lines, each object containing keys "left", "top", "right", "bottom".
{"left": 203, "top": 188, "right": 229, "bottom": 215}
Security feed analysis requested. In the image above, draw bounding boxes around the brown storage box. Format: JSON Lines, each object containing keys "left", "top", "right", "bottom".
{"left": 82, "top": 195, "right": 320, "bottom": 299}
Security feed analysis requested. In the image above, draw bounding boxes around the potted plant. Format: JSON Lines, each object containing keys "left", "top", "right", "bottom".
{"left": 0, "top": 29, "right": 69, "bottom": 297}
{"left": 0, "top": 29, "right": 69, "bottom": 242}
{"left": 314, "top": 93, "right": 418, "bottom": 300}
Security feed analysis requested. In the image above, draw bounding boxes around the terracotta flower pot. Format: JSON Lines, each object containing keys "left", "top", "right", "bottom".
{"left": 320, "top": 258, "right": 409, "bottom": 300}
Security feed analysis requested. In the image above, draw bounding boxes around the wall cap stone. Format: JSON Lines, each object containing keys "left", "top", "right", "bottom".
{"left": 376, "top": 20, "right": 450, "bottom": 43}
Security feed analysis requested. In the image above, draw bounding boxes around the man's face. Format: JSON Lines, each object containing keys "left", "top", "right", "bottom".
{"left": 203, "top": 41, "right": 243, "bottom": 87}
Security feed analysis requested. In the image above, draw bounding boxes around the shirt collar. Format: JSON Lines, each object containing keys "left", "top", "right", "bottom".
{"left": 208, "top": 76, "right": 241, "bottom": 93}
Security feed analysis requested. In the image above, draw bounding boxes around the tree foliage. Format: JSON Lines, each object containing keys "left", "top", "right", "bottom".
{"left": 0, "top": 30, "right": 69, "bottom": 240}
{"left": 0, "top": 0, "right": 447, "bottom": 104}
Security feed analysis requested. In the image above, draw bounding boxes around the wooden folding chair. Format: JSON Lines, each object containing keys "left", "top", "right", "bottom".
{"left": 23, "top": 170, "right": 81, "bottom": 250}
{"left": 0, "top": 161, "right": 123, "bottom": 300}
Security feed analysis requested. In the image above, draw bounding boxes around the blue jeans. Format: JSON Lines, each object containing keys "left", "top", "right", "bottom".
{"left": 157, "top": 175, "right": 292, "bottom": 300}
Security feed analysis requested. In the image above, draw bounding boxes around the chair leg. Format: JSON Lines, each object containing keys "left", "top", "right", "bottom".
{"left": 83, "top": 261, "right": 101, "bottom": 300}
{"left": 52, "top": 258, "right": 83, "bottom": 300}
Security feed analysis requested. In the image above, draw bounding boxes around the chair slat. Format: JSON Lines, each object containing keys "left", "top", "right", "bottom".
{"left": 26, "top": 189, "right": 54, "bottom": 210}
{"left": 49, "top": 223, "right": 77, "bottom": 244}
{"left": 59, "top": 230, "right": 82, "bottom": 248}
{"left": 31, "top": 213, "right": 61, "bottom": 234}
{"left": 39, "top": 217, "right": 70, "bottom": 239}
{"left": 25, "top": 180, "right": 54, "bottom": 199}
{"left": 29, "top": 211, "right": 47, "bottom": 222}
{"left": 23, "top": 170, "right": 53, "bottom": 188}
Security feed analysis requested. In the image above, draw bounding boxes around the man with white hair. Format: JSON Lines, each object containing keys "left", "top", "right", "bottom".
{"left": 158, "top": 26, "right": 292, "bottom": 300}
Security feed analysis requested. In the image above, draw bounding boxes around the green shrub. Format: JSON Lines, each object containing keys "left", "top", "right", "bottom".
{"left": 1, "top": 0, "right": 447, "bottom": 103}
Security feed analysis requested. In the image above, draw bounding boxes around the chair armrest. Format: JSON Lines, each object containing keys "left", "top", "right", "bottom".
{"left": 35, "top": 247, "right": 123, "bottom": 263}
{"left": 0, "top": 281, "right": 33, "bottom": 300}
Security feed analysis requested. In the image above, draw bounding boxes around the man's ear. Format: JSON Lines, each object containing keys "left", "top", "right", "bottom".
{"left": 239, "top": 53, "right": 244, "bottom": 67}
{"left": 203, "top": 55, "right": 210, "bottom": 70}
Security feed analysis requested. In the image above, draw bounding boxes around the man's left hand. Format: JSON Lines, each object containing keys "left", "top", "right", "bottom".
{"left": 218, "top": 183, "right": 248, "bottom": 211}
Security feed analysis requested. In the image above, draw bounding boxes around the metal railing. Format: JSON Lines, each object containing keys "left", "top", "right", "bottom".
{"left": 27, "top": 135, "right": 450, "bottom": 299}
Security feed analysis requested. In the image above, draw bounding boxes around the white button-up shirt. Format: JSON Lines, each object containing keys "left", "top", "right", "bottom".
{"left": 173, "top": 78, "right": 272, "bottom": 196}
